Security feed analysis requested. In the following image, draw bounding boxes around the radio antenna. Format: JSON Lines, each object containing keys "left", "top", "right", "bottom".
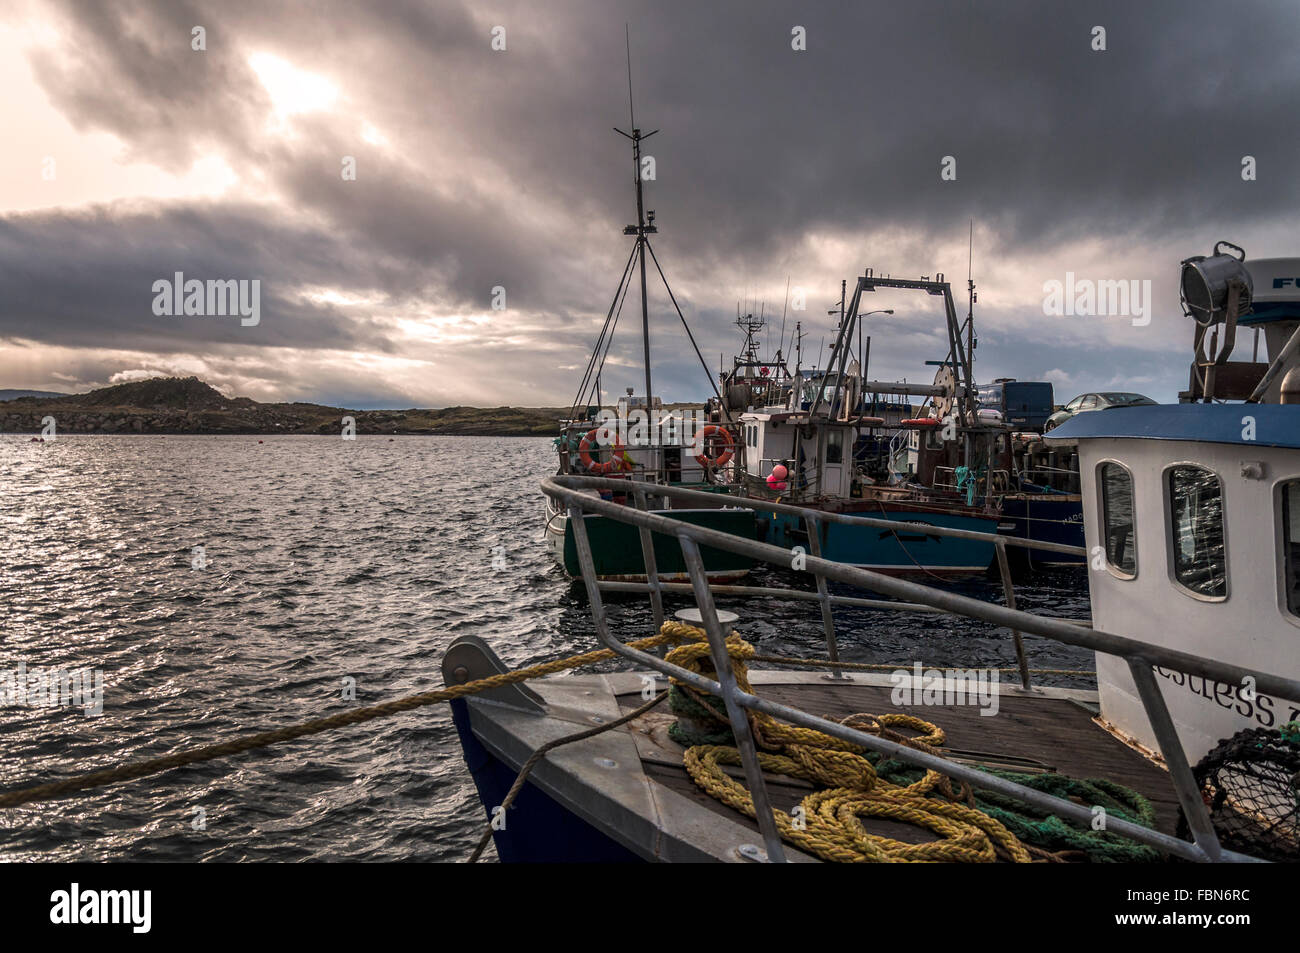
{"left": 625, "top": 24, "right": 635, "bottom": 129}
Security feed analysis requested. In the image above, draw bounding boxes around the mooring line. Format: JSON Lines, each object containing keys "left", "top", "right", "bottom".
{"left": 0, "top": 632, "right": 685, "bottom": 810}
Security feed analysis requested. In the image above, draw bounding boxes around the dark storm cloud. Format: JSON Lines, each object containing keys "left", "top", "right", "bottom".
{"left": 0, "top": 204, "right": 389, "bottom": 351}
{"left": 3, "top": 0, "right": 1298, "bottom": 403}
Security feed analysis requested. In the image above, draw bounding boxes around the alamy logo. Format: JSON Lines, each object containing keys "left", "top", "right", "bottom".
{"left": 50, "top": 883, "right": 151, "bottom": 933}
{"left": 889, "top": 663, "right": 999, "bottom": 716}
{"left": 0, "top": 663, "right": 103, "bottom": 716}
{"left": 1042, "top": 272, "right": 1152, "bottom": 327}
{"left": 592, "top": 408, "right": 709, "bottom": 448}
{"left": 151, "top": 272, "right": 261, "bottom": 326}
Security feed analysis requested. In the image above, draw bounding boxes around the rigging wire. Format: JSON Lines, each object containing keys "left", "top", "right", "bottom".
{"left": 568, "top": 241, "right": 639, "bottom": 420}
{"left": 643, "top": 237, "right": 727, "bottom": 413}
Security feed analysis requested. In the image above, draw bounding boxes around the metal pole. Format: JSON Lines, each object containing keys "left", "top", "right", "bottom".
{"left": 632, "top": 132, "right": 654, "bottom": 410}
{"left": 994, "top": 539, "right": 1031, "bottom": 689}
{"left": 1127, "top": 661, "right": 1223, "bottom": 860}
{"left": 632, "top": 483, "right": 665, "bottom": 637}
{"left": 803, "top": 515, "right": 844, "bottom": 677}
{"left": 679, "top": 535, "right": 788, "bottom": 863}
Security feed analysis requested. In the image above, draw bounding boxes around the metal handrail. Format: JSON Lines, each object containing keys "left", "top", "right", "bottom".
{"left": 569, "top": 475, "right": 1085, "bottom": 558}
{"left": 544, "top": 473, "right": 1300, "bottom": 863}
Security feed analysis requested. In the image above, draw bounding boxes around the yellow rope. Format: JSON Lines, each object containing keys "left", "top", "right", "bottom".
{"left": 661, "top": 620, "right": 1033, "bottom": 863}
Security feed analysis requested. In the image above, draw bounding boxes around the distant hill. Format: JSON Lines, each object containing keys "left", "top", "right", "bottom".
{"left": 0, "top": 389, "right": 68, "bottom": 400}
{"left": 72, "top": 376, "right": 239, "bottom": 411}
{"left": 0, "top": 376, "right": 566, "bottom": 436}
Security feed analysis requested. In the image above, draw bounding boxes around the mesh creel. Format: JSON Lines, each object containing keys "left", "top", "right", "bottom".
{"left": 1177, "top": 722, "right": 1300, "bottom": 862}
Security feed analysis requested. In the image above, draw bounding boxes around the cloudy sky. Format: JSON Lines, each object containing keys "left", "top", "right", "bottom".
{"left": 2, "top": 0, "right": 1297, "bottom": 408}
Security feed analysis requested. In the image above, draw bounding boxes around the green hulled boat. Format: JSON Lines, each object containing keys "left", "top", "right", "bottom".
{"left": 544, "top": 495, "right": 755, "bottom": 581}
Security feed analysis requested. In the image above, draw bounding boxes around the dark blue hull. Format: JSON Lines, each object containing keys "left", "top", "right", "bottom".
{"left": 449, "top": 699, "right": 645, "bottom": 863}
{"left": 997, "top": 495, "right": 1085, "bottom": 568}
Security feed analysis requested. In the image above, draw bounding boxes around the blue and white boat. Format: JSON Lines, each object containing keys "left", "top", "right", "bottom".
{"left": 735, "top": 273, "right": 1000, "bottom": 575}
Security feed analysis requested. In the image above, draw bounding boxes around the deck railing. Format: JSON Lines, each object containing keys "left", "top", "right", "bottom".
{"left": 542, "top": 474, "right": 1300, "bottom": 864}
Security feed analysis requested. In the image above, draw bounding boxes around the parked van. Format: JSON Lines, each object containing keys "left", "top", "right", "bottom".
{"left": 975, "top": 379, "right": 1055, "bottom": 432}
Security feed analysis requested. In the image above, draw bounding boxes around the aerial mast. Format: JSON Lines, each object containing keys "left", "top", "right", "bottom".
{"left": 616, "top": 28, "right": 657, "bottom": 411}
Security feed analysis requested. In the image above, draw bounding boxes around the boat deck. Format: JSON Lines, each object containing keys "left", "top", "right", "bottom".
{"left": 616, "top": 671, "right": 1181, "bottom": 847}
{"left": 449, "top": 644, "right": 1183, "bottom": 861}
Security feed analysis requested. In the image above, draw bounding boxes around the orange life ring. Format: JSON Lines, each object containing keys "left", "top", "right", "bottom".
{"left": 694, "top": 425, "right": 735, "bottom": 468}
{"left": 578, "top": 427, "right": 633, "bottom": 475}
{"left": 901, "top": 418, "right": 940, "bottom": 427}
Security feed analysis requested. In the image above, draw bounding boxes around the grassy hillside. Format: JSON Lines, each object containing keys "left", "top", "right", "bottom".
{"left": 0, "top": 377, "right": 566, "bottom": 436}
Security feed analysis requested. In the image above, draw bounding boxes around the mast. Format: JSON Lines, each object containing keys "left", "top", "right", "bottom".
{"left": 966, "top": 220, "right": 976, "bottom": 402}
{"left": 616, "top": 31, "right": 657, "bottom": 410}
{"left": 633, "top": 129, "right": 655, "bottom": 408}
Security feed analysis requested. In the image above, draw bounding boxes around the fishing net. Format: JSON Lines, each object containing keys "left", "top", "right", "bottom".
{"left": 1176, "top": 721, "right": 1300, "bottom": 862}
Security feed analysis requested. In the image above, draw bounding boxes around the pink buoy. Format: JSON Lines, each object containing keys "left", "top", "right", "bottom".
{"left": 772, "top": 464, "right": 788, "bottom": 480}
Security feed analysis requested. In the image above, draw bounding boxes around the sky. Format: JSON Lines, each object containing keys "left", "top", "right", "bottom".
{"left": 1, "top": 0, "right": 1297, "bottom": 408}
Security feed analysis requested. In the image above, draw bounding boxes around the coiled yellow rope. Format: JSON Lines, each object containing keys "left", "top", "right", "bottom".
{"left": 661, "top": 620, "right": 1033, "bottom": 863}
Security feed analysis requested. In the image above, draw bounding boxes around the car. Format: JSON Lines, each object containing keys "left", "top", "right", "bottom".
{"left": 1044, "top": 391, "right": 1156, "bottom": 432}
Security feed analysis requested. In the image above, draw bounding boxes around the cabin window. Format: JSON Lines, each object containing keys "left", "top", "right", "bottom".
{"left": 826, "top": 429, "right": 843, "bottom": 464}
{"left": 1098, "top": 462, "right": 1136, "bottom": 576}
{"left": 1280, "top": 481, "right": 1300, "bottom": 618}
{"left": 1167, "top": 465, "right": 1227, "bottom": 599}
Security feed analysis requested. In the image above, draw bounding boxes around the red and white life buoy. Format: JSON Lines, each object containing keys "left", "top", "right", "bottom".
{"left": 901, "top": 418, "right": 940, "bottom": 428}
{"left": 693, "top": 425, "right": 736, "bottom": 468}
{"left": 578, "top": 428, "right": 633, "bottom": 475}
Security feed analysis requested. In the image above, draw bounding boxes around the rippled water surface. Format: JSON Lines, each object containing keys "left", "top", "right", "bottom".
{"left": 0, "top": 435, "right": 1091, "bottom": 861}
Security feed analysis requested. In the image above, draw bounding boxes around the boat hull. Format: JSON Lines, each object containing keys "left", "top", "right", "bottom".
{"left": 449, "top": 698, "right": 644, "bottom": 863}
{"left": 996, "top": 494, "right": 1085, "bottom": 568}
{"left": 546, "top": 507, "right": 756, "bottom": 582}
{"left": 763, "top": 505, "right": 997, "bottom": 575}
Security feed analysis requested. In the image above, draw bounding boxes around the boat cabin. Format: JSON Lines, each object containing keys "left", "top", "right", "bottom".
{"left": 738, "top": 370, "right": 862, "bottom": 499}
{"left": 1046, "top": 404, "right": 1300, "bottom": 763}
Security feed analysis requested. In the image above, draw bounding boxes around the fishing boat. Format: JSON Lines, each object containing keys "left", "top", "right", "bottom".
{"left": 447, "top": 245, "right": 1300, "bottom": 863}
{"left": 543, "top": 116, "right": 755, "bottom": 582}
{"left": 736, "top": 272, "right": 1003, "bottom": 575}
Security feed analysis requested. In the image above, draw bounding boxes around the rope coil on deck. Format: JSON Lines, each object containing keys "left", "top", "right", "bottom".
{"left": 660, "top": 620, "right": 1160, "bottom": 863}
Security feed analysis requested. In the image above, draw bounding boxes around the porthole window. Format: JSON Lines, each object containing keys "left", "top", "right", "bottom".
{"left": 1098, "top": 462, "right": 1136, "bottom": 576}
{"left": 1167, "top": 465, "right": 1227, "bottom": 599}
{"left": 1280, "top": 480, "right": 1300, "bottom": 618}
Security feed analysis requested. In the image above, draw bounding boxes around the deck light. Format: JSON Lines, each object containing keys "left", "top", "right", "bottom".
{"left": 1181, "top": 241, "right": 1253, "bottom": 325}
